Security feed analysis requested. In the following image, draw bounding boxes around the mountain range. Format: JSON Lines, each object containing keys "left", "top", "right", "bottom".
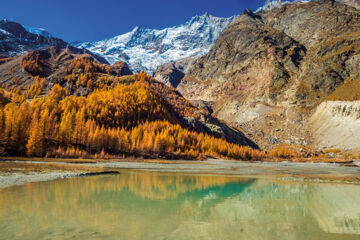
{"left": 0, "top": 20, "right": 108, "bottom": 64}
{"left": 74, "top": 13, "right": 237, "bottom": 73}
{"left": 0, "top": 17, "right": 255, "bottom": 158}
{"left": 0, "top": 0, "right": 360, "bottom": 158}
{"left": 173, "top": 0, "right": 360, "bottom": 152}
{"left": 73, "top": 0, "right": 359, "bottom": 75}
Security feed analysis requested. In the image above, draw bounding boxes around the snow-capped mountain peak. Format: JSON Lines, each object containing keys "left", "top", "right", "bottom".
{"left": 75, "top": 13, "right": 237, "bottom": 73}
{"left": 256, "top": 0, "right": 360, "bottom": 12}
{"left": 255, "top": 0, "right": 323, "bottom": 12}
{"left": 22, "top": 25, "right": 53, "bottom": 38}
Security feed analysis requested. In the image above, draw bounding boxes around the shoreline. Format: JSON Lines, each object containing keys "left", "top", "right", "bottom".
{"left": 0, "top": 158, "right": 359, "bottom": 190}
{"left": 0, "top": 170, "right": 120, "bottom": 190}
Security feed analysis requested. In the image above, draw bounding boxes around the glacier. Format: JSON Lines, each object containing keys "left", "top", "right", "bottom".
{"left": 74, "top": 13, "right": 237, "bottom": 74}
{"left": 22, "top": 25, "right": 53, "bottom": 38}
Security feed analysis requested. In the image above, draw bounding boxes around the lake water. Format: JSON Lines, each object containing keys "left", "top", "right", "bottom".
{"left": 0, "top": 171, "right": 359, "bottom": 240}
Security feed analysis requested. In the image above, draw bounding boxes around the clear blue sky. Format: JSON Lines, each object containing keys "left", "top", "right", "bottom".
{"left": 1, "top": 0, "right": 266, "bottom": 42}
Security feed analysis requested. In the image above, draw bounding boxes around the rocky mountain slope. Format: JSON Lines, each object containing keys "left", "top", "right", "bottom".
{"left": 154, "top": 57, "right": 197, "bottom": 88}
{"left": 154, "top": 0, "right": 360, "bottom": 88}
{"left": 0, "top": 20, "right": 67, "bottom": 57}
{"left": 257, "top": 0, "right": 360, "bottom": 11}
{"left": 175, "top": 0, "right": 360, "bottom": 151}
{"left": 0, "top": 19, "right": 256, "bottom": 149}
{"left": 0, "top": 48, "right": 255, "bottom": 152}
{"left": 74, "top": 13, "right": 237, "bottom": 73}
{"left": 336, "top": 0, "right": 360, "bottom": 9}
{"left": 0, "top": 46, "right": 131, "bottom": 95}
{"left": 0, "top": 20, "right": 109, "bottom": 65}
{"left": 1, "top": 0, "right": 359, "bottom": 155}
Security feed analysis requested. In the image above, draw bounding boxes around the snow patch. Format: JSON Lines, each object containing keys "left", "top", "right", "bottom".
{"left": 0, "top": 28, "right": 12, "bottom": 36}
{"left": 22, "top": 25, "right": 53, "bottom": 38}
{"left": 256, "top": 0, "right": 314, "bottom": 12}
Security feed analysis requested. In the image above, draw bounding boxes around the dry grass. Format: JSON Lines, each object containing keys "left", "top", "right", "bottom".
{"left": 0, "top": 161, "right": 108, "bottom": 174}
{"left": 0, "top": 142, "right": 355, "bottom": 169}
{"left": 317, "top": 44, "right": 360, "bottom": 63}
{"left": 308, "top": 156, "right": 352, "bottom": 163}
{"left": 267, "top": 144, "right": 302, "bottom": 159}
{"left": 0, "top": 57, "right": 12, "bottom": 65}
{"left": 327, "top": 77, "right": 360, "bottom": 101}
{"left": 0, "top": 156, "right": 177, "bottom": 164}
{"left": 316, "top": 31, "right": 360, "bottom": 63}
{"left": 323, "top": 149, "right": 342, "bottom": 154}
{"left": 265, "top": 145, "right": 352, "bottom": 163}
{"left": 0, "top": 157, "right": 99, "bottom": 164}
{"left": 264, "top": 156, "right": 351, "bottom": 163}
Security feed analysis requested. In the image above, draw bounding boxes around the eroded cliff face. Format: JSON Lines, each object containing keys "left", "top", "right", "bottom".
{"left": 176, "top": 0, "right": 360, "bottom": 150}
{"left": 309, "top": 101, "right": 360, "bottom": 151}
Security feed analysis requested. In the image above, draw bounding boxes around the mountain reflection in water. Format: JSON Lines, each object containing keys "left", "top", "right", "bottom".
{"left": 0, "top": 171, "right": 359, "bottom": 240}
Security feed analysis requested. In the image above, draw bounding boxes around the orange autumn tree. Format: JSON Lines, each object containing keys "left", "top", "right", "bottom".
{"left": 26, "top": 111, "right": 45, "bottom": 157}
{"left": 49, "top": 84, "right": 69, "bottom": 101}
{"left": 26, "top": 76, "right": 47, "bottom": 99}
{"left": 21, "top": 51, "right": 44, "bottom": 76}
{"left": 0, "top": 76, "right": 263, "bottom": 160}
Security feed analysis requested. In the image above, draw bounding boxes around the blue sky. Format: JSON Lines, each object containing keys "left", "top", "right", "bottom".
{"left": 1, "top": 0, "right": 266, "bottom": 42}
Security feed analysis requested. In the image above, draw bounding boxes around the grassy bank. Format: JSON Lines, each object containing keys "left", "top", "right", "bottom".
{"left": 0, "top": 160, "right": 109, "bottom": 174}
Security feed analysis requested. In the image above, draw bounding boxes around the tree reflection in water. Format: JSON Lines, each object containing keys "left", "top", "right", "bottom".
{"left": 0, "top": 171, "right": 359, "bottom": 240}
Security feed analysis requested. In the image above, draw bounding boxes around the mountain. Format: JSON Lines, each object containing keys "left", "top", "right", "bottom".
{"left": 0, "top": 19, "right": 254, "bottom": 150}
{"left": 176, "top": 0, "right": 360, "bottom": 151}
{"left": 339, "top": 0, "right": 360, "bottom": 9}
{"left": 0, "top": 20, "right": 110, "bottom": 65}
{"left": 22, "top": 25, "right": 53, "bottom": 38}
{"left": 256, "top": 0, "right": 308, "bottom": 12}
{"left": 0, "top": 46, "right": 131, "bottom": 95}
{"left": 154, "top": 0, "right": 360, "bottom": 88}
{"left": 0, "top": 20, "right": 68, "bottom": 57}
{"left": 74, "top": 13, "right": 237, "bottom": 74}
{"left": 0, "top": 47, "right": 257, "bottom": 158}
{"left": 154, "top": 57, "right": 197, "bottom": 88}
{"left": 256, "top": 0, "right": 360, "bottom": 12}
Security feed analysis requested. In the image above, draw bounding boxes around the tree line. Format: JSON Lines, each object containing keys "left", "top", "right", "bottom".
{"left": 0, "top": 81, "right": 263, "bottom": 160}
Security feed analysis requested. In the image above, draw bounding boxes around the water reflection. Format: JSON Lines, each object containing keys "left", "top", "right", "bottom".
{"left": 0, "top": 171, "right": 359, "bottom": 240}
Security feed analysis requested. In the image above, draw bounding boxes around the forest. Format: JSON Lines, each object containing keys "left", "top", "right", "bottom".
{"left": 1, "top": 55, "right": 317, "bottom": 161}
{"left": 0, "top": 70, "right": 263, "bottom": 160}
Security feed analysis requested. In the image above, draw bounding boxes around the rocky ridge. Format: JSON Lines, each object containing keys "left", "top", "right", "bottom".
{"left": 175, "top": 0, "right": 360, "bottom": 151}
{"left": 0, "top": 20, "right": 67, "bottom": 57}
{"left": 0, "top": 46, "right": 130, "bottom": 95}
